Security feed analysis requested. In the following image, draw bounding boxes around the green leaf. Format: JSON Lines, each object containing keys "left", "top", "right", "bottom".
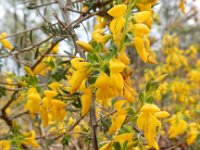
{"left": 146, "top": 96, "right": 154, "bottom": 103}
{"left": 87, "top": 53, "right": 98, "bottom": 63}
{"left": 100, "top": 117, "right": 111, "bottom": 132}
{"left": 24, "top": 76, "right": 39, "bottom": 87}
{"left": 139, "top": 92, "right": 145, "bottom": 103}
{"left": 26, "top": 2, "right": 36, "bottom": 9}
{"left": 123, "top": 141, "right": 128, "bottom": 150}
{"left": 124, "top": 33, "right": 133, "bottom": 45}
{"left": 34, "top": 47, "right": 39, "bottom": 59}
{"left": 61, "top": 135, "right": 71, "bottom": 146}
{"left": 72, "top": 98, "right": 82, "bottom": 108}
{"left": 113, "top": 142, "right": 121, "bottom": 150}
{"left": 0, "top": 86, "right": 6, "bottom": 98}
{"left": 87, "top": 75, "right": 97, "bottom": 84}
{"left": 145, "top": 81, "right": 159, "bottom": 92}
{"left": 52, "top": 67, "right": 69, "bottom": 81}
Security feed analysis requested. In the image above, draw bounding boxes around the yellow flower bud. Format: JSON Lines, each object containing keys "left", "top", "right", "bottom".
{"left": 134, "top": 37, "right": 147, "bottom": 62}
{"left": 44, "top": 90, "right": 58, "bottom": 98}
{"left": 22, "top": 130, "right": 40, "bottom": 148}
{"left": 99, "top": 142, "right": 113, "bottom": 150}
{"left": 81, "top": 86, "right": 93, "bottom": 116}
{"left": 71, "top": 57, "right": 84, "bottom": 69}
{"left": 0, "top": 140, "right": 10, "bottom": 150}
{"left": 140, "top": 104, "right": 160, "bottom": 113}
{"left": 51, "top": 43, "right": 59, "bottom": 53}
{"left": 109, "top": 58, "right": 125, "bottom": 73}
{"left": 155, "top": 111, "right": 170, "bottom": 118}
{"left": 133, "top": 24, "right": 150, "bottom": 37}
{"left": 94, "top": 72, "right": 110, "bottom": 88}
{"left": 133, "top": 11, "right": 151, "bottom": 23}
{"left": 76, "top": 40, "right": 93, "bottom": 52}
{"left": 0, "top": 32, "right": 13, "bottom": 50}
{"left": 118, "top": 52, "right": 130, "bottom": 65}
{"left": 114, "top": 133, "right": 134, "bottom": 144}
{"left": 107, "top": 4, "right": 127, "bottom": 17}
{"left": 24, "top": 66, "right": 34, "bottom": 76}
{"left": 51, "top": 100, "right": 66, "bottom": 121}
{"left": 110, "top": 16, "right": 125, "bottom": 33}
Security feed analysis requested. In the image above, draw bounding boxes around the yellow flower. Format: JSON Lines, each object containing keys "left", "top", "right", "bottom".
{"left": 107, "top": 4, "right": 127, "bottom": 17}
{"left": 25, "top": 88, "right": 41, "bottom": 117}
{"left": 133, "top": 11, "right": 151, "bottom": 23}
{"left": 179, "top": 0, "right": 185, "bottom": 14}
{"left": 118, "top": 52, "right": 130, "bottom": 65}
{"left": 23, "top": 66, "right": 34, "bottom": 76}
{"left": 94, "top": 72, "right": 110, "bottom": 88}
{"left": 110, "top": 72, "right": 124, "bottom": 95}
{"left": 82, "top": 5, "right": 89, "bottom": 12}
{"left": 33, "top": 63, "right": 47, "bottom": 75}
{"left": 48, "top": 82, "right": 61, "bottom": 91}
{"left": 168, "top": 113, "right": 187, "bottom": 138}
{"left": 44, "top": 90, "right": 58, "bottom": 98}
{"left": 40, "top": 106, "right": 49, "bottom": 127}
{"left": 99, "top": 141, "right": 113, "bottom": 150}
{"left": 92, "top": 29, "right": 111, "bottom": 43}
{"left": 133, "top": 24, "right": 150, "bottom": 37}
{"left": 114, "top": 133, "right": 134, "bottom": 144}
{"left": 76, "top": 40, "right": 93, "bottom": 52}
{"left": 136, "top": 3, "right": 152, "bottom": 11}
{"left": 139, "top": 0, "right": 158, "bottom": 4}
{"left": 186, "top": 123, "right": 199, "bottom": 145}
{"left": 140, "top": 103, "right": 160, "bottom": 112}
{"left": 81, "top": 86, "right": 93, "bottom": 116}
{"left": 110, "top": 16, "right": 125, "bottom": 33}
{"left": 123, "top": 86, "right": 136, "bottom": 102}
{"left": 96, "top": 87, "right": 115, "bottom": 106}
{"left": 94, "top": 17, "right": 107, "bottom": 30}
{"left": 109, "top": 112, "right": 126, "bottom": 134}
{"left": 51, "top": 100, "right": 66, "bottom": 122}
{"left": 22, "top": 130, "right": 39, "bottom": 148}
{"left": 26, "top": 93, "right": 41, "bottom": 116}
{"left": 137, "top": 104, "right": 169, "bottom": 150}
{"left": 71, "top": 57, "right": 84, "bottom": 69}
{"left": 109, "top": 58, "right": 125, "bottom": 73}
{"left": 109, "top": 100, "right": 128, "bottom": 134}
{"left": 70, "top": 62, "right": 91, "bottom": 93}
{"left": 134, "top": 37, "right": 148, "bottom": 62}
{"left": 147, "top": 49, "right": 158, "bottom": 64}
{"left": 0, "top": 32, "right": 13, "bottom": 50}
{"left": 0, "top": 140, "right": 10, "bottom": 150}
{"left": 51, "top": 43, "right": 59, "bottom": 53}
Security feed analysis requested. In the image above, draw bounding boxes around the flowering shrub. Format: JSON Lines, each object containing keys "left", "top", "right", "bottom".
{"left": 0, "top": 0, "right": 199, "bottom": 150}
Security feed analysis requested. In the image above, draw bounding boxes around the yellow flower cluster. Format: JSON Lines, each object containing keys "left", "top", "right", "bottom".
{"left": 0, "top": 130, "right": 39, "bottom": 149}
{"left": 33, "top": 56, "right": 56, "bottom": 76}
{"left": 0, "top": 32, "right": 13, "bottom": 50}
{"left": 25, "top": 87, "right": 41, "bottom": 117}
{"left": 25, "top": 87, "right": 66, "bottom": 127}
{"left": 186, "top": 123, "right": 199, "bottom": 145}
{"left": 40, "top": 90, "right": 66, "bottom": 126}
{"left": 137, "top": 103, "right": 169, "bottom": 150}
{"left": 167, "top": 113, "right": 187, "bottom": 138}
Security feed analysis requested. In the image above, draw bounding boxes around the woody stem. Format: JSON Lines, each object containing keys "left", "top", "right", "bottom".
{"left": 90, "top": 94, "right": 99, "bottom": 150}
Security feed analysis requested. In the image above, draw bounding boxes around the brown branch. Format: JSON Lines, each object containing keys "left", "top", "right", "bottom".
{"left": 10, "top": 111, "right": 29, "bottom": 120}
{"left": 0, "top": 27, "right": 40, "bottom": 40}
{"left": 0, "top": 91, "right": 18, "bottom": 127}
{"left": 0, "top": 35, "right": 54, "bottom": 58}
{"left": 90, "top": 94, "right": 98, "bottom": 150}
{"left": 0, "top": 81, "right": 18, "bottom": 86}
{"left": 95, "top": 110, "right": 117, "bottom": 126}
{"left": 31, "top": 37, "right": 64, "bottom": 70}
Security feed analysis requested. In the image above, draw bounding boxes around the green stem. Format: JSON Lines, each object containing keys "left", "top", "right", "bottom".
{"left": 119, "top": 0, "right": 138, "bottom": 52}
